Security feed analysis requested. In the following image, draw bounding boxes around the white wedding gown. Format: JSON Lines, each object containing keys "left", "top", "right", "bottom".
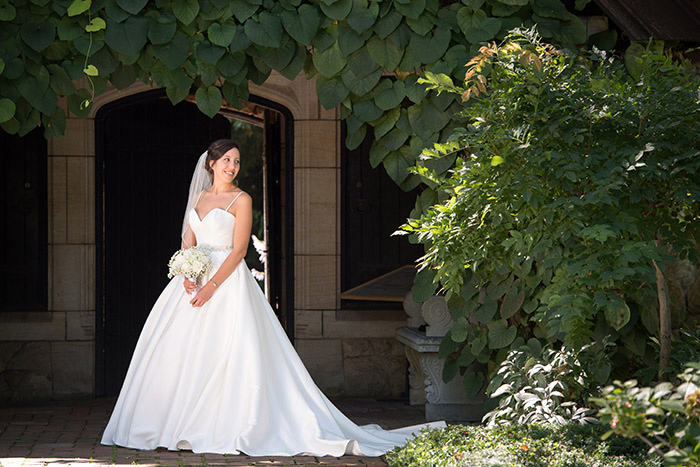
{"left": 101, "top": 206, "right": 443, "bottom": 456}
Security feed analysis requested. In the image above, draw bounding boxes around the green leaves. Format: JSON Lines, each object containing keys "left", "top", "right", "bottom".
{"left": 20, "top": 21, "right": 57, "bottom": 52}
{"left": 171, "top": 0, "right": 200, "bottom": 25}
{"left": 0, "top": 98, "right": 16, "bottom": 123}
{"left": 194, "top": 86, "right": 222, "bottom": 118}
{"left": 366, "top": 36, "right": 404, "bottom": 72}
{"left": 281, "top": 4, "right": 320, "bottom": 46}
{"left": 488, "top": 319, "right": 517, "bottom": 349}
{"left": 105, "top": 17, "right": 148, "bottom": 57}
{"left": 409, "top": 27, "right": 451, "bottom": 64}
{"left": 244, "top": 11, "right": 283, "bottom": 48}
{"left": 457, "top": 8, "right": 501, "bottom": 43}
{"left": 316, "top": 75, "right": 349, "bottom": 109}
{"left": 313, "top": 42, "right": 345, "bottom": 77}
{"left": 208, "top": 22, "right": 236, "bottom": 47}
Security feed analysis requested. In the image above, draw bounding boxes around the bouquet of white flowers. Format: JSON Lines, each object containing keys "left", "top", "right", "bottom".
{"left": 167, "top": 247, "right": 213, "bottom": 295}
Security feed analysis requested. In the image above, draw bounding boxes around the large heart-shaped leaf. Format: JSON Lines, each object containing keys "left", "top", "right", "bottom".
{"left": 457, "top": 8, "right": 501, "bottom": 43}
{"left": 208, "top": 21, "right": 236, "bottom": 47}
{"left": 217, "top": 52, "right": 246, "bottom": 78}
{"left": 369, "top": 139, "right": 390, "bottom": 167}
{"left": 409, "top": 27, "right": 451, "bottom": 64}
{"left": 412, "top": 266, "right": 437, "bottom": 302}
{"left": 196, "top": 42, "right": 225, "bottom": 65}
{"left": 0, "top": 98, "right": 16, "bottom": 124}
{"left": 463, "top": 371, "right": 484, "bottom": 397}
{"left": 67, "top": 0, "right": 91, "bottom": 16}
{"left": 353, "top": 99, "right": 382, "bottom": 122}
{"left": 148, "top": 19, "right": 177, "bottom": 45}
{"left": 372, "top": 107, "right": 400, "bottom": 139}
{"left": 381, "top": 127, "right": 408, "bottom": 151}
{"left": 487, "top": 319, "right": 517, "bottom": 349}
{"left": 605, "top": 297, "right": 631, "bottom": 331}
{"left": 105, "top": 17, "right": 148, "bottom": 57}
{"left": 320, "top": 0, "right": 352, "bottom": 20}
{"left": 280, "top": 4, "right": 320, "bottom": 46}
{"left": 47, "top": 64, "right": 76, "bottom": 95}
{"left": 532, "top": 0, "right": 570, "bottom": 20}
{"left": 346, "top": 0, "right": 378, "bottom": 33}
{"left": 42, "top": 107, "right": 66, "bottom": 139}
{"left": 154, "top": 32, "right": 188, "bottom": 69}
{"left": 313, "top": 42, "right": 346, "bottom": 77}
{"left": 110, "top": 63, "right": 137, "bottom": 89}
{"left": 57, "top": 15, "right": 84, "bottom": 40}
{"left": 394, "top": 0, "right": 425, "bottom": 19}
{"left": 172, "top": 0, "right": 200, "bottom": 25}
{"left": 341, "top": 67, "right": 382, "bottom": 96}
{"left": 316, "top": 75, "right": 349, "bottom": 109}
{"left": 20, "top": 21, "right": 56, "bottom": 52}
{"left": 278, "top": 43, "right": 307, "bottom": 80}
{"left": 195, "top": 86, "right": 222, "bottom": 118}
{"left": 244, "top": 11, "right": 283, "bottom": 48}
{"left": 382, "top": 146, "right": 413, "bottom": 184}
{"left": 374, "top": 79, "right": 405, "bottom": 110}
{"left": 366, "top": 36, "right": 404, "bottom": 72}
{"left": 337, "top": 22, "right": 364, "bottom": 55}
{"left": 373, "top": 10, "right": 402, "bottom": 39}
{"left": 500, "top": 288, "right": 525, "bottom": 319}
{"left": 259, "top": 37, "right": 297, "bottom": 70}
{"left": 0, "top": 3, "right": 16, "bottom": 21}
{"left": 116, "top": 0, "right": 148, "bottom": 15}
{"left": 231, "top": 0, "right": 259, "bottom": 22}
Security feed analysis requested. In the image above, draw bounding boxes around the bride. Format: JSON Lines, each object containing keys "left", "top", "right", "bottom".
{"left": 101, "top": 139, "right": 443, "bottom": 456}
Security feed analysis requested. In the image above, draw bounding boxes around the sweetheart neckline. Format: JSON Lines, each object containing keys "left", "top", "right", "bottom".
{"left": 191, "top": 207, "right": 235, "bottom": 223}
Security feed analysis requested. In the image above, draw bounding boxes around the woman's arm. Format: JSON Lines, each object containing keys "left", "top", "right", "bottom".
{"left": 182, "top": 225, "right": 197, "bottom": 249}
{"left": 182, "top": 225, "right": 198, "bottom": 294}
{"left": 190, "top": 193, "right": 253, "bottom": 307}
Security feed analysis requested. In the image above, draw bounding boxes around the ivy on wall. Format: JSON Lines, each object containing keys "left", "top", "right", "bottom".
{"left": 0, "top": 0, "right": 589, "bottom": 187}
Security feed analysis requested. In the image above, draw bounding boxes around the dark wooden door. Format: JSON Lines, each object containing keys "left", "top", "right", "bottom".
{"left": 96, "top": 92, "right": 231, "bottom": 394}
{"left": 0, "top": 129, "right": 47, "bottom": 311}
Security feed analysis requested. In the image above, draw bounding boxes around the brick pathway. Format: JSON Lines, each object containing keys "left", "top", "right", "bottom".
{"left": 0, "top": 398, "right": 425, "bottom": 467}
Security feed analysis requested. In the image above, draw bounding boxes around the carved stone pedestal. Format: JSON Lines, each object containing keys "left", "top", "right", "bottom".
{"left": 396, "top": 327, "right": 483, "bottom": 422}
{"left": 397, "top": 293, "right": 484, "bottom": 422}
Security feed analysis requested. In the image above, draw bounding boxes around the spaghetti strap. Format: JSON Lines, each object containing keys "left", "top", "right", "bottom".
{"left": 193, "top": 191, "right": 204, "bottom": 209}
{"left": 225, "top": 191, "right": 244, "bottom": 212}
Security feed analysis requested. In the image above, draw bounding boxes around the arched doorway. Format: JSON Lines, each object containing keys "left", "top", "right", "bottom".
{"left": 94, "top": 90, "right": 294, "bottom": 395}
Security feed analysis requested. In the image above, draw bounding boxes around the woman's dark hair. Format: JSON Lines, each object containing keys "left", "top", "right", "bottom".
{"left": 205, "top": 139, "right": 240, "bottom": 176}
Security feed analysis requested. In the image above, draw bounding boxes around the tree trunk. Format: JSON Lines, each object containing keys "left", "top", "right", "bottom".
{"left": 653, "top": 238, "right": 672, "bottom": 380}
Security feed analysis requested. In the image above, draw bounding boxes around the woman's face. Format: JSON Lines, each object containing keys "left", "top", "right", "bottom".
{"left": 210, "top": 147, "right": 240, "bottom": 184}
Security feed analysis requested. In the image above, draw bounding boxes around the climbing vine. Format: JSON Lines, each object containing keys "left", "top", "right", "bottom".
{"left": 0, "top": 0, "right": 590, "bottom": 187}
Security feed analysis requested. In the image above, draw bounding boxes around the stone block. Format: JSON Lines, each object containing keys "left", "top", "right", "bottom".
{"left": 0, "top": 342, "right": 53, "bottom": 403}
{"left": 66, "top": 311, "right": 95, "bottom": 341}
{"left": 323, "top": 309, "right": 406, "bottom": 338}
{"left": 50, "top": 156, "right": 67, "bottom": 244}
{"left": 52, "top": 244, "right": 95, "bottom": 311}
{"left": 294, "top": 168, "right": 337, "bottom": 255}
{"left": 342, "top": 338, "right": 405, "bottom": 398}
{"left": 0, "top": 312, "right": 66, "bottom": 341}
{"left": 294, "top": 120, "right": 339, "bottom": 168}
{"left": 66, "top": 157, "right": 95, "bottom": 244}
{"left": 295, "top": 338, "right": 344, "bottom": 396}
{"left": 294, "top": 255, "right": 338, "bottom": 310}
{"left": 295, "top": 309, "right": 322, "bottom": 339}
{"left": 52, "top": 341, "right": 94, "bottom": 398}
{"left": 48, "top": 118, "right": 95, "bottom": 156}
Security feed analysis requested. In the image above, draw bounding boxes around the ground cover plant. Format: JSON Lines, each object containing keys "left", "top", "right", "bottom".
{"left": 385, "top": 423, "right": 661, "bottom": 467}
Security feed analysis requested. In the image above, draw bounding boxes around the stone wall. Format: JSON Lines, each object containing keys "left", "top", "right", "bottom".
{"left": 0, "top": 114, "right": 96, "bottom": 403}
{"left": 0, "top": 72, "right": 408, "bottom": 402}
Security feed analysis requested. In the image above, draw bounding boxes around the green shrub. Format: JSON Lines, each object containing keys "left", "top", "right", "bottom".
{"left": 483, "top": 341, "right": 606, "bottom": 426}
{"left": 400, "top": 28, "right": 700, "bottom": 395}
{"left": 593, "top": 363, "right": 700, "bottom": 467}
{"left": 386, "top": 423, "right": 661, "bottom": 467}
